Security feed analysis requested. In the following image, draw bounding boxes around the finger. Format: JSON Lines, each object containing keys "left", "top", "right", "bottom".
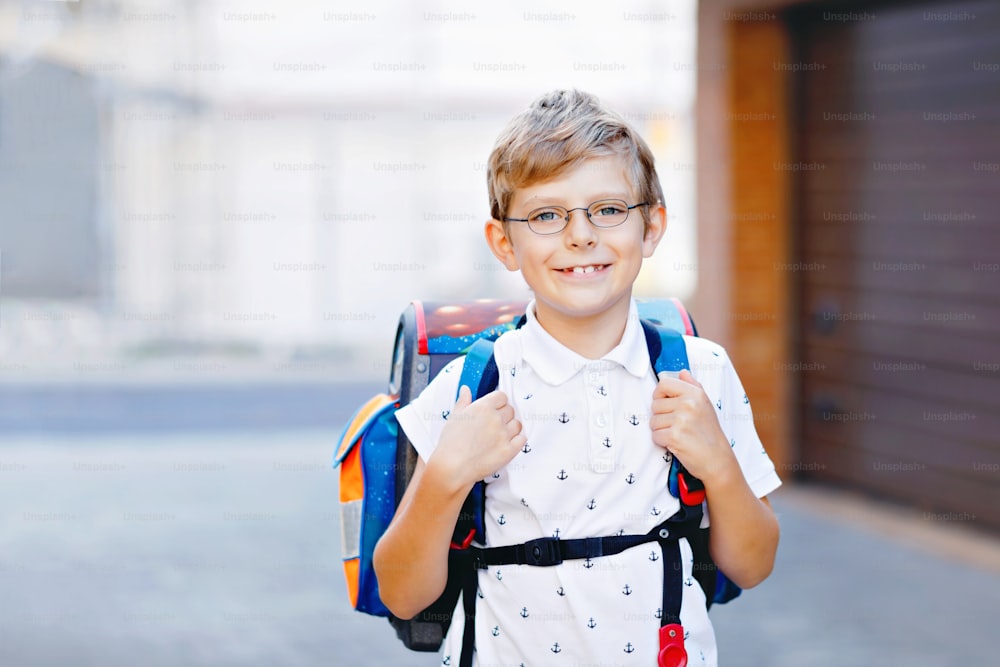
{"left": 506, "top": 418, "right": 522, "bottom": 438}
{"left": 678, "top": 369, "right": 702, "bottom": 388}
{"left": 497, "top": 403, "right": 516, "bottom": 424}
{"left": 454, "top": 384, "right": 473, "bottom": 409}
{"left": 480, "top": 389, "right": 509, "bottom": 408}
{"left": 653, "top": 374, "right": 688, "bottom": 399}
{"left": 649, "top": 413, "right": 674, "bottom": 432}
{"left": 651, "top": 396, "right": 676, "bottom": 415}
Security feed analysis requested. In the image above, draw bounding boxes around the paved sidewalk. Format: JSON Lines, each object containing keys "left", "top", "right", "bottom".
{"left": 712, "top": 484, "right": 1000, "bottom": 666}
{"left": 0, "top": 429, "right": 997, "bottom": 666}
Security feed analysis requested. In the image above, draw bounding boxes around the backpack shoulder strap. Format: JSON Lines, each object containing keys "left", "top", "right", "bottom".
{"left": 640, "top": 317, "right": 690, "bottom": 377}
{"left": 639, "top": 319, "right": 705, "bottom": 507}
{"left": 457, "top": 338, "right": 499, "bottom": 402}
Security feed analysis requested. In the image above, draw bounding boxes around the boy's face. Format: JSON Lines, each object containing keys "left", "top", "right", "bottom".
{"left": 485, "top": 154, "right": 665, "bottom": 328}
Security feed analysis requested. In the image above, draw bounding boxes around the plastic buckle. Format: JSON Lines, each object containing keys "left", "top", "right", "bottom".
{"left": 522, "top": 537, "right": 562, "bottom": 566}
{"left": 678, "top": 473, "right": 706, "bottom": 506}
{"left": 658, "top": 623, "right": 688, "bottom": 667}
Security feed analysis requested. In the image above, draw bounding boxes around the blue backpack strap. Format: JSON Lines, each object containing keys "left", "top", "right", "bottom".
{"left": 639, "top": 319, "right": 706, "bottom": 507}
{"left": 456, "top": 337, "right": 499, "bottom": 403}
{"left": 453, "top": 338, "right": 500, "bottom": 667}
{"left": 641, "top": 317, "right": 742, "bottom": 608}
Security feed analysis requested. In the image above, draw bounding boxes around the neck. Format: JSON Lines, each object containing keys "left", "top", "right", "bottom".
{"left": 532, "top": 297, "right": 632, "bottom": 359}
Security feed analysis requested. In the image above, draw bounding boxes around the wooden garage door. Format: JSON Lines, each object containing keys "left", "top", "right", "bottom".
{"left": 792, "top": 0, "right": 1000, "bottom": 530}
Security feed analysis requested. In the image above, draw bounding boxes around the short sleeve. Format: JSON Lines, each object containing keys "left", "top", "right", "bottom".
{"left": 393, "top": 356, "right": 466, "bottom": 464}
{"left": 715, "top": 348, "right": 782, "bottom": 499}
{"left": 687, "top": 339, "right": 782, "bottom": 500}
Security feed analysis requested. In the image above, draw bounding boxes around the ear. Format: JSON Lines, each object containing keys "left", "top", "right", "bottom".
{"left": 484, "top": 218, "right": 520, "bottom": 271}
{"left": 641, "top": 203, "right": 667, "bottom": 258}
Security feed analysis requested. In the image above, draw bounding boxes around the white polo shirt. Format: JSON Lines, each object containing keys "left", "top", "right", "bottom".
{"left": 395, "top": 299, "right": 781, "bottom": 667}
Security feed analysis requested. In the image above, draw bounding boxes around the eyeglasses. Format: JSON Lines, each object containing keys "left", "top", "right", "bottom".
{"left": 504, "top": 199, "right": 649, "bottom": 235}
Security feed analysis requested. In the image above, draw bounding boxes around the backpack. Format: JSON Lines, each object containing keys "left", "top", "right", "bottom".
{"left": 333, "top": 298, "right": 740, "bottom": 665}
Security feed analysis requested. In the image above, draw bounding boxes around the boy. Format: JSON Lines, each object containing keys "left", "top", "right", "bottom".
{"left": 374, "top": 89, "right": 781, "bottom": 666}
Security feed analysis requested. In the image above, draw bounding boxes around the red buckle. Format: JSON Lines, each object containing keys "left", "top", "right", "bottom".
{"left": 450, "top": 528, "right": 476, "bottom": 550}
{"left": 658, "top": 623, "right": 688, "bottom": 667}
{"left": 678, "top": 473, "right": 706, "bottom": 506}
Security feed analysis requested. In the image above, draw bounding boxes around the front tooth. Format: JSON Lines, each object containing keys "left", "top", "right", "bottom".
{"left": 584, "top": 265, "right": 595, "bottom": 273}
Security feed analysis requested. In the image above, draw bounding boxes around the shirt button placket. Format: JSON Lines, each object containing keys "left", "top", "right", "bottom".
{"left": 586, "top": 363, "right": 614, "bottom": 473}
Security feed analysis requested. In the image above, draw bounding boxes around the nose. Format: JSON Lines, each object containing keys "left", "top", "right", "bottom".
{"left": 563, "top": 207, "right": 597, "bottom": 246}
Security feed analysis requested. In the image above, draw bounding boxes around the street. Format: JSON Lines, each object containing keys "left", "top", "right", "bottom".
{"left": 1, "top": 385, "right": 998, "bottom": 666}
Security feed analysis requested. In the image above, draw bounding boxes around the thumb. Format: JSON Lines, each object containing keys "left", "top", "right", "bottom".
{"left": 454, "top": 384, "right": 473, "bottom": 410}
{"left": 678, "top": 369, "right": 701, "bottom": 387}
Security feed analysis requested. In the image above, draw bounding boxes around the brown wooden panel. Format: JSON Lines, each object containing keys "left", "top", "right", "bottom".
{"left": 792, "top": 0, "right": 1000, "bottom": 530}
{"left": 799, "top": 345, "right": 1000, "bottom": 417}
{"left": 803, "top": 220, "right": 1000, "bottom": 264}
{"left": 802, "top": 257, "right": 998, "bottom": 302}
{"left": 728, "top": 18, "right": 793, "bottom": 472}
{"left": 802, "top": 317, "right": 998, "bottom": 372}
{"left": 802, "top": 438, "right": 1000, "bottom": 530}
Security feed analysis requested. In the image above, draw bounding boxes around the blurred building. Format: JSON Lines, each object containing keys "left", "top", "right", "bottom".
{"left": 697, "top": 0, "right": 999, "bottom": 529}
{"left": 0, "top": 0, "right": 699, "bottom": 381}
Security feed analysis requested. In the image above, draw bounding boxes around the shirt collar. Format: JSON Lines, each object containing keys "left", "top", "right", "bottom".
{"left": 519, "top": 299, "right": 651, "bottom": 386}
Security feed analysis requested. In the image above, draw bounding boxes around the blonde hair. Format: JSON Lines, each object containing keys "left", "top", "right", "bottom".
{"left": 487, "top": 89, "right": 664, "bottom": 232}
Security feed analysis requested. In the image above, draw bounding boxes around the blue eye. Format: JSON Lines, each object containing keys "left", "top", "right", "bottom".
{"left": 529, "top": 208, "right": 564, "bottom": 223}
{"left": 591, "top": 201, "right": 627, "bottom": 218}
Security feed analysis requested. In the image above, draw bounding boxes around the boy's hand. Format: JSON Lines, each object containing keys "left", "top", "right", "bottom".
{"left": 432, "top": 386, "right": 526, "bottom": 490}
{"left": 650, "top": 369, "right": 738, "bottom": 485}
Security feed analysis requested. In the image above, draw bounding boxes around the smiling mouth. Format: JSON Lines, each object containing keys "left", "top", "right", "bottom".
{"left": 559, "top": 264, "right": 610, "bottom": 274}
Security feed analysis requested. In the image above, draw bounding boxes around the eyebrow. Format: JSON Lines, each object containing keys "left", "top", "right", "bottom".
{"left": 522, "top": 193, "right": 633, "bottom": 206}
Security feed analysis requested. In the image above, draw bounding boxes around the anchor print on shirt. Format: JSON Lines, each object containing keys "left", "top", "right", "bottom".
{"left": 558, "top": 412, "right": 571, "bottom": 424}
{"left": 497, "top": 514, "right": 506, "bottom": 526}
{"left": 684, "top": 576, "right": 695, "bottom": 587}
{"left": 523, "top": 393, "right": 533, "bottom": 400}
{"left": 557, "top": 469, "right": 568, "bottom": 481}
{"left": 441, "top": 409, "right": 450, "bottom": 420}
{"left": 442, "top": 656, "right": 451, "bottom": 666}
{"left": 587, "top": 498, "right": 597, "bottom": 510}
{"left": 583, "top": 557, "right": 594, "bottom": 569}
{"left": 625, "top": 472, "right": 636, "bottom": 485}
{"left": 551, "top": 643, "right": 562, "bottom": 654}
{"left": 622, "top": 584, "right": 633, "bottom": 596}
{"left": 651, "top": 506, "right": 662, "bottom": 517}
{"left": 556, "top": 586, "right": 565, "bottom": 597}
{"left": 587, "top": 617, "right": 597, "bottom": 629}
{"left": 716, "top": 398, "right": 722, "bottom": 410}
{"left": 522, "top": 441, "right": 532, "bottom": 454}
{"left": 597, "top": 385, "right": 607, "bottom": 396}
{"left": 491, "top": 626, "right": 500, "bottom": 637}
{"left": 624, "top": 643, "right": 636, "bottom": 654}
{"left": 520, "top": 607, "right": 529, "bottom": 619}
{"left": 649, "top": 550, "right": 659, "bottom": 562}
{"left": 627, "top": 414, "right": 641, "bottom": 426}
{"left": 602, "top": 437, "right": 612, "bottom": 449}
